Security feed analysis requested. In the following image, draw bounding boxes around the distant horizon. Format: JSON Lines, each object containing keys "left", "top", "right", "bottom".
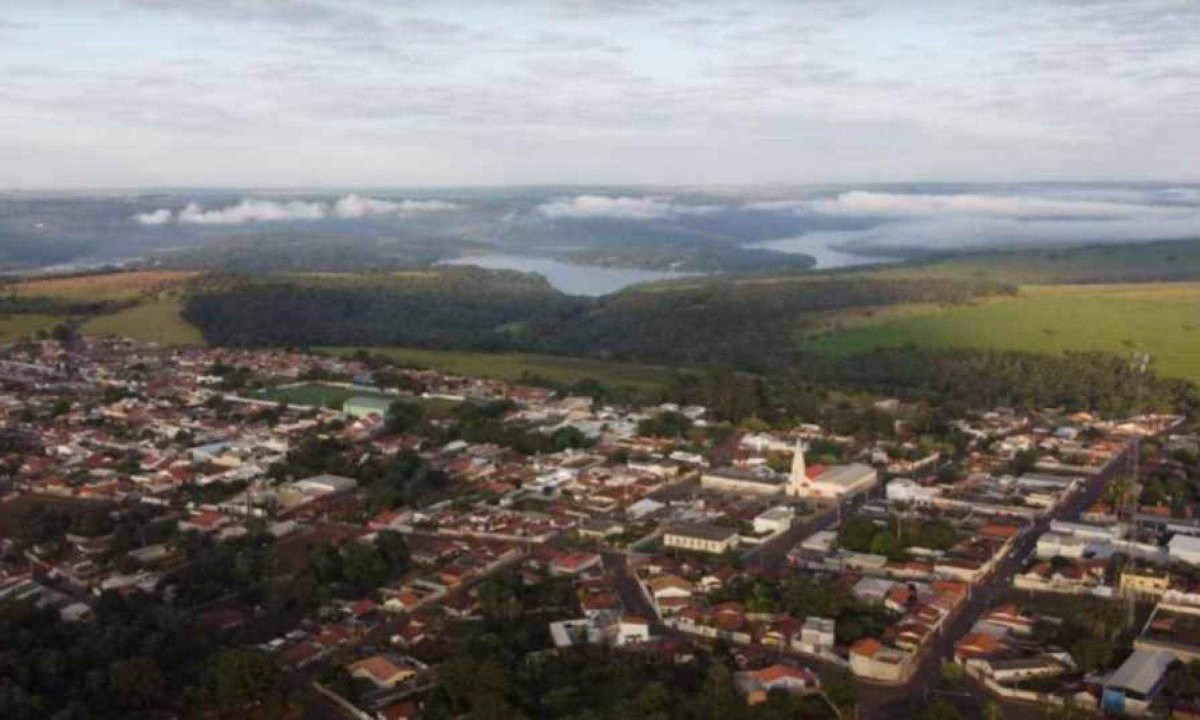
{"left": 5, "top": 179, "right": 1200, "bottom": 195}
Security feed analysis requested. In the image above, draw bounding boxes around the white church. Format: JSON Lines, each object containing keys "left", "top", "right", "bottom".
{"left": 700, "top": 441, "right": 878, "bottom": 500}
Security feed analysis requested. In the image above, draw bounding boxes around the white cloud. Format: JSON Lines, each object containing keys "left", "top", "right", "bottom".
{"left": 758, "top": 206, "right": 1200, "bottom": 257}
{"left": 177, "top": 199, "right": 327, "bottom": 224}
{"left": 535, "top": 194, "right": 720, "bottom": 219}
{"left": 800, "top": 191, "right": 1144, "bottom": 219}
{"left": 132, "top": 208, "right": 172, "bottom": 225}
{"left": 130, "top": 194, "right": 461, "bottom": 225}
{"left": 749, "top": 185, "right": 1200, "bottom": 259}
{"left": 332, "top": 193, "right": 459, "bottom": 217}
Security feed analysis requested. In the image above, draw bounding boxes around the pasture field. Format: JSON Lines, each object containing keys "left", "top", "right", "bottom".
{"left": 0, "top": 313, "right": 59, "bottom": 343}
{"left": 6, "top": 270, "right": 197, "bottom": 302}
{"left": 82, "top": 298, "right": 204, "bottom": 345}
{"left": 868, "top": 239, "right": 1200, "bottom": 285}
{"left": 804, "top": 283, "right": 1200, "bottom": 382}
{"left": 323, "top": 346, "right": 670, "bottom": 390}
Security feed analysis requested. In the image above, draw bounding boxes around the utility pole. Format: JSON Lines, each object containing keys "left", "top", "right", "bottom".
{"left": 1128, "top": 352, "right": 1150, "bottom": 522}
{"left": 1122, "top": 353, "right": 1150, "bottom": 632}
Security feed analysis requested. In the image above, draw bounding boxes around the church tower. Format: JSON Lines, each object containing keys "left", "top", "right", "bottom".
{"left": 788, "top": 440, "right": 807, "bottom": 496}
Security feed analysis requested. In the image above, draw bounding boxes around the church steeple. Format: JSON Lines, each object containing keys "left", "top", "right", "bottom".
{"left": 789, "top": 439, "right": 807, "bottom": 495}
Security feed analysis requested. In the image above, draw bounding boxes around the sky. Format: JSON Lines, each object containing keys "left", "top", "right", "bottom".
{"left": 2, "top": 0, "right": 1199, "bottom": 189}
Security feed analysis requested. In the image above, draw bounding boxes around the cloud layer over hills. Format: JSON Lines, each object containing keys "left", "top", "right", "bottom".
{"left": 133, "top": 194, "right": 460, "bottom": 225}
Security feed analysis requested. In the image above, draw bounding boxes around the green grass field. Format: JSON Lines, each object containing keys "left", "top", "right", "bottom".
{"left": 255, "top": 382, "right": 461, "bottom": 417}
{"left": 82, "top": 299, "right": 204, "bottom": 346}
{"left": 323, "top": 346, "right": 670, "bottom": 390}
{"left": 805, "top": 283, "right": 1200, "bottom": 382}
{"left": 6, "top": 271, "right": 197, "bottom": 302}
{"left": 0, "top": 314, "right": 59, "bottom": 343}
{"left": 255, "top": 382, "right": 378, "bottom": 409}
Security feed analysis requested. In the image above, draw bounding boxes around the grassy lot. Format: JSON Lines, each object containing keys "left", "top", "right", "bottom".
{"left": 82, "top": 298, "right": 204, "bottom": 346}
{"left": 256, "top": 382, "right": 461, "bottom": 417}
{"left": 6, "top": 270, "right": 197, "bottom": 302}
{"left": 804, "top": 283, "right": 1200, "bottom": 382}
{"left": 255, "top": 382, "right": 373, "bottom": 409}
{"left": 323, "top": 346, "right": 670, "bottom": 390}
{"left": 0, "top": 313, "right": 59, "bottom": 343}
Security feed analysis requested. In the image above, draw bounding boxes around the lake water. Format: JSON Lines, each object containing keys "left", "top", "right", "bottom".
{"left": 747, "top": 234, "right": 896, "bottom": 269}
{"left": 441, "top": 237, "right": 895, "bottom": 296}
{"left": 438, "top": 254, "right": 695, "bottom": 296}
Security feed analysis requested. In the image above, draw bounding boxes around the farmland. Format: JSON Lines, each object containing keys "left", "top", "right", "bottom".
{"left": 5, "top": 270, "right": 197, "bottom": 302}
{"left": 323, "top": 346, "right": 670, "bottom": 391}
{"left": 82, "top": 298, "right": 204, "bottom": 346}
{"left": 804, "top": 283, "right": 1200, "bottom": 382}
{"left": 0, "top": 314, "right": 59, "bottom": 343}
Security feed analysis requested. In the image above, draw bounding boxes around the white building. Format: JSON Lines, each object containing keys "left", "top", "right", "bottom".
{"left": 700, "top": 467, "right": 786, "bottom": 496}
{"left": 753, "top": 506, "right": 796, "bottom": 535}
{"left": 795, "top": 616, "right": 836, "bottom": 654}
{"left": 800, "top": 530, "right": 837, "bottom": 554}
{"left": 293, "top": 474, "right": 357, "bottom": 495}
{"left": 1036, "top": 532, "right": 1092, "bottom": 560}
{"left": 886, "top": 479, "right": 941, "bottom": 505}
{"left": 1050, "top": 520, "right": 1125, "bottom": 542}
{"left": 662, "top": 523, "right": 739, "bottom": 555}
{"left": 1170, "top": 534, "right": 1200, "bottom": 565}
{"left": 549, "top": 617, "right": 612, "bottom": 648}
{"left": 626, "top": 498, "right": 665, "bottom": 520}
{"left": 740, "top": 433, "right": 794, "bottom": 454}
{"left": 789, "top": 444, "right": 877, "bottom": 500}
{"left": 616, "top": 616, "right": 653, "bottom": 645}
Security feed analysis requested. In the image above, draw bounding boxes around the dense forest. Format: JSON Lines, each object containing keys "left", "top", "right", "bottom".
{"left": 182, "top": 268, "right": 575, "bottom": 350}
{"left": 182, "top": 270, "right": 1013, "bottom": 370}
{"left": 0, "top": 590, "right": 286, "bottom": 719}
{"left": 795, "top": 347, "right": 1198, "bottom": 416}
{"left": 156, "top": 232, "right": 489, "bottom": 273}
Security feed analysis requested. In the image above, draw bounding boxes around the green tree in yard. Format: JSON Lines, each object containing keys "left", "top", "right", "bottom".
{"left": 51, "top": 322, "right": 77, "bottom": 345}
{"left": 1069, "top": 636, "right": 1114, "bottom": 673}
{"left": 375, "top": 529, "right": 410, "bottom": 569}
{"left": 692, "top": 664, "right": 745, "bottom": 720}
{"left": 982, "top": 700, "right": 1004, "bottom": 720}
{"left": 637, "top": 411, "right": 693, "bottom": 438}
{"left": 386, "top": 399, "right": 424, "bottom": 433}
{"left": 110, "top": 659, "right": 165, "bottom": 710}
{"left": 550, "top": 425, "right": 591, "bottom": 450}
{"left": 1011, "top": 448, "right": 1040, "bottom": 476}
{"left": 308, "top": 542, "right": 343, "bottom": 584}
{"left": 341, "top": 542, "right": 390, "bottom": 590}
{"left": 920, "top": 698, "right": 964, "bottom": 720}
{"left": 870, "top": 531, "right": 901, "bottom": 559}
{"left": 839, "top": 516, "right": 880, "bottom": 553}
{"left": 210, "top": 649, "right": 282, "bottom": 709}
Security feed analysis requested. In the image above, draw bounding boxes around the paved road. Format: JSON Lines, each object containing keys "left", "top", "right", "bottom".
{"left": 744, "top": 493, "right": 873, "bottom": 573}
{"left": 603, "top": 550, "right": 663, "bottom": 630}
{"left": 858, "top": 441, "right": 1136, "bottom": 719}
